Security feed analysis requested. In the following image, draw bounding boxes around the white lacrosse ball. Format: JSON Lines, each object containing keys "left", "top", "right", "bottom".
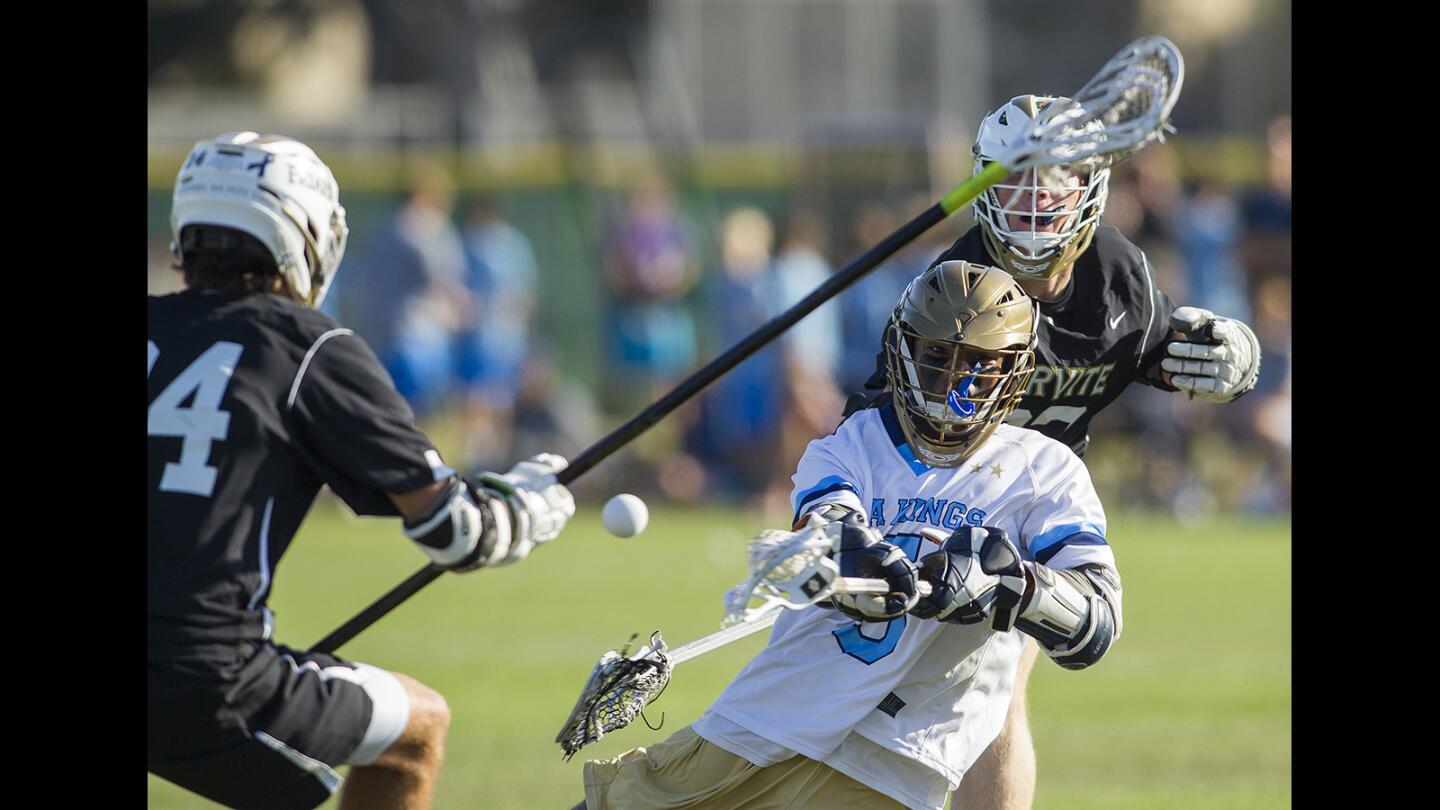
{"left": 602, "top": 493, "right": 649, "bottom": 538}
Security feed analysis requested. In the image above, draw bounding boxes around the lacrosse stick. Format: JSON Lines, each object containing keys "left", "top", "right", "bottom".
{"left": 720, "top": 521, "right": 931, "bottom": 626}
{"left": 553, "top": 522, "right": 930, "bottom": 758}
{"left": 312, "top": 35, "right": 1183, "bottom": 656}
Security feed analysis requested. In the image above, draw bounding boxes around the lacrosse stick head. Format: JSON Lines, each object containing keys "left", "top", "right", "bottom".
{"left": 970, "top": 36, "right": 1183, "bottom": 279}
{"left": 555, "top": 632, "right": 672, "bottom": 759}
{"left": 722, "top": 521, "right": 854, "bottom": 626}
{"left": 1003, "top": 36, "right": 1184, "bottom": 172}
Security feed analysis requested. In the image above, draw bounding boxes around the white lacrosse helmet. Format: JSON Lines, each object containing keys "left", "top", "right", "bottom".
{"left": 170, "top": 132, "right": 349, "bottom": 307}
{"left": 972, "top": 95, "right": 1110, "bottom": 280}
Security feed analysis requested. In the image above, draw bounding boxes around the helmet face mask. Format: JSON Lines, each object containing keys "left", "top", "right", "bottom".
{"left": 972, "top": 96, "right": 1110, "bottom": 280}
{"left": 884, "top": 262, "right": 1037, "bottom": 467}
{"left": 170, "top": 132, "right": 349, "bottom": 307}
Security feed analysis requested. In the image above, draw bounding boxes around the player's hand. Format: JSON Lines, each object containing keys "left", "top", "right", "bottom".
{"left": 821, "top": 512, "right": 920, "bottom": 621}
{"left": 1162, "top": 306, "right": 1262, "bottom": 403}
{"left": 475, "top": 453, "right": 576, "bottom": 565}
{"left": 911, "top": 526, "right": 1030, "bottom": 631}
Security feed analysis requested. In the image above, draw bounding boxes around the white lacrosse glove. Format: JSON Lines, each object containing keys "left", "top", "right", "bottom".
{"left": 1162, "top": 306, "right": 1262, "bottom": 403}
{"left": 475, "top": 453, "right": 576, "bottom": 566}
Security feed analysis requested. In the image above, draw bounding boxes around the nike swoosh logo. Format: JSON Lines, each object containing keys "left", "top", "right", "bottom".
{"left": 1108, "top": 312, "right": 1125, "bottom": 329}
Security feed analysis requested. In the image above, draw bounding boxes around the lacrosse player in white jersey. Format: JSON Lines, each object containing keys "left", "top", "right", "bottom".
{"left": 581, "top": 261, "right": 1122, "bottom": 810}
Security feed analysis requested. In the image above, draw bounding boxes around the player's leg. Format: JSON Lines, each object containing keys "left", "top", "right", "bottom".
{"left": 583, "top": 725, "right": 907, "bottom": 810}
{"left": 148, "top": 642, "right": 431, "bottom": 810}
{"left": 952, "top": 639, "right": 1040, "bottom": 810}
{"left": 339, "top": 672, "right": 451, "bottom": 810}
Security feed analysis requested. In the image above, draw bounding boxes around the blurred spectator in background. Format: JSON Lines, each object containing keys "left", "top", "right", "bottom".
{"left": 838, "top": 204, "right": 915, "bottom": 393}
{"left": 770, "top": 206, "right": 846, "bottom": 514}
{"left": 506, "top": 347, "right": 605, "bottom": 486}
{"left": 1174, "top": 181, "right": 1251, "bottom": 324}
{"left": 1103, "top": 150, "right": 1180, "bottom": 251}
{"left": 457, "top": 195, "right": 539, "bottom": 469}
{"left": 692, "top": 207, "right": 784, "bottom": 500}
{"left": 1241, "top": 116, "right": 1293, "bottom": 289}
{"left": 1237, "top": 276, "right": 1291, "bottom": 513}
{"left": 348, "top": 162, "right": 472, "bottom": 419}
{"left": 1234, "top": 116, "right": 1292, "bottom": 514}
{"left": 601, "top": 178, "right": 699, "bottom": 412}
{"left": 772, "top": 207, "right": 840, "bottom": 379}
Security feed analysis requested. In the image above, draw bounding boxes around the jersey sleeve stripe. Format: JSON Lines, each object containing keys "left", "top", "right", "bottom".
{"left": 245, "top": 496, "right": 275, "bottom": 610}
{"left": 1043, "top": 543, "right": 1117, "bottom": 573}
{"left": 1034, "top": 530, "right": 1107, "bottom": 565}
{"left": 286, "top": 327, "right": 356, "bottom": 410}
{"left": 423, "top": 449, "right": 456, "bottom": 482}
{"left": 1028, "top": 523, "right": 1107, "bottom": 558}
{"left": 1138, "top": 253, "right": 1157, "bottom": 369}
{"left": 250, "top": 730, "right": 343, "bottom": 795}
{"left": 792, "top": 476, "right": 859, "bottom": 523}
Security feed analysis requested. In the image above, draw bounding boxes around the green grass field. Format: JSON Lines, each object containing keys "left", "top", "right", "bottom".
{"left": 148, "top": 502, "right": 1290, "bottom": 809}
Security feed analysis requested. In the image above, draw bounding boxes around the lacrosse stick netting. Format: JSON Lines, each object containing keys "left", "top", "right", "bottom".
{"left": 553, "top": 612, "right": 783, "bottom": 759}
{"left": 1002, "top": 35, "right": 1184, "bottom": 173}
{"left": 555, "top": 524, "right": 858, "bottom": 758}
{"left": 722, "top": 524, "right": 844, "bottom": 626}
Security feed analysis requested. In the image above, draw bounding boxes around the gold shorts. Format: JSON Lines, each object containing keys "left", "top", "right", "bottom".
{"left": 582, "top": 725, "right": 909, "bottom": 809}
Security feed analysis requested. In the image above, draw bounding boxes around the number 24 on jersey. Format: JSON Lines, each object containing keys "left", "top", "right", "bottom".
{"left": 148, "top": 340, "right": 243, "bottom": 497}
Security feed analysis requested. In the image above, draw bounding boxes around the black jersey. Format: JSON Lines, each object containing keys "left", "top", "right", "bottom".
{"left": 848, "top": 223, "right": 1176, "bottom": 457}
{"left": 148, "top": 289, "right": 447, "bottom": 645}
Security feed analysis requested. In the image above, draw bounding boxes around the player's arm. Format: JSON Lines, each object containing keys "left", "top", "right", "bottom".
{"left": 1133, "top": 255, "right": 1183, "bottom": 391}
{"left": 1157, "top": 306, "right": 1263, "bottom": 402}
{"left": 392, "top": 454, "right": 574, "bottom": 571}
{"left": 912, "top": 440, "right": 1122, "bottom": 669}
{"left": 910, "top": 526, "right": 1121, "bottom": 670}
{"left": 1133, "top": 256, "right": 1261, "bottom": 401}
{"left": 787, "top": 435, "right": 919, "bottom": 621}
{"left": 1001, "top": 556, "right": 1121, "bottom": 670}
{"left": 389, "top": 480, "right": 452, "bottom": 518}
{"left": 288, "top": 328, "right": 574, "bottom": 570}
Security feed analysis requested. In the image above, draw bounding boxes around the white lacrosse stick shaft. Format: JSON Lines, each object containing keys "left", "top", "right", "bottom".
{"left": 669, "top": 604, "right": 781, "bottom": 666}
{"left": 671, "top": 577, "right": 931, "bottom": 666}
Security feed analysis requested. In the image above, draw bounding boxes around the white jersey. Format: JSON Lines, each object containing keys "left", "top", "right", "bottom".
{"left": 692, "top": 401, "right": 1115, "bottom": 810}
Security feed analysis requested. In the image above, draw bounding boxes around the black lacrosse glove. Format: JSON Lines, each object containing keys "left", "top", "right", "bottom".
{"left": 912, "top": 526, "right": 1030, "bottom": 629}
{"left": 827, "top": 512, "right": 921, "bottom": 622}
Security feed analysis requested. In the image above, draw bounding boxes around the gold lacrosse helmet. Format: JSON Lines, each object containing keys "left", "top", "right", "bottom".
{"left": 884, "top": 261, "right": 1038, "bottom": 467}
{"left": 972, "top": 95, "right": 1111, "bottom": 280}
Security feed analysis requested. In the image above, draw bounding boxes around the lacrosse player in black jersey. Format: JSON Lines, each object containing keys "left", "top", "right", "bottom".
{"left": 846, "top": 95, "right": 1263, "bottom": 809}
{"left": 148, "top": 133, "right": 576, "bottom": 810}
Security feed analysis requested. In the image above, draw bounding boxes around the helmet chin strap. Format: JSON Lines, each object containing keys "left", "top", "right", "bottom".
{"left": 280, "top": 199, "right": 325, "bottom": 305}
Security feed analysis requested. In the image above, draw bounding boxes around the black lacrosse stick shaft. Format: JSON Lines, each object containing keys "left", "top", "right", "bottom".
{"left": 311, "top": 203, "right": 949, "bottom": 654}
